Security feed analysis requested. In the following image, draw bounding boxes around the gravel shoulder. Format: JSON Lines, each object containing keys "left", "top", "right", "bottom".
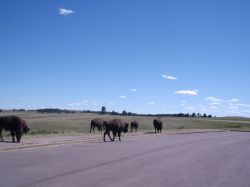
{"left": 0, "top": 129, "right": 225, "bottom": 152}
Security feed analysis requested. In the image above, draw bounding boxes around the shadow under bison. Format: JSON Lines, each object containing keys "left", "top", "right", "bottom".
{"left": 103, "top": 119, "right": 129, "bottom": 142}
{"left": 0, "top": 115, "right": 30, "bottom": 143}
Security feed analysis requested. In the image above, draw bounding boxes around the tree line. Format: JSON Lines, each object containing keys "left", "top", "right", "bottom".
{"left": 0, "top": 107, "right": 213, "bottom": 118}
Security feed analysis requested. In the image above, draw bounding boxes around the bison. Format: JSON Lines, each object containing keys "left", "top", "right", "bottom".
{"left": 90, "top": 118, "right": 104, "bottom": 133}
{"left": 0, "top": 116, "right": 30, "bottom": 143}
{"left": 153, "top": 118, "right": 162, "bottom": 133}
{"left": 103, "top": 119, "right": 129, "bottom": 142}
{"left": 130, "top": 121, "right": 139, "bottom": 132}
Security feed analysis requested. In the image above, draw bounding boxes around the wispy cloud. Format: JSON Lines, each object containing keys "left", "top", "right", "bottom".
{"left": 181, "top": 100, "right": 187, "bottom": 103}
{"left": 206, "top": 97, "right": 239, "bottom": 103}
{"left": 67, "top": 100, "right": 99, "bottom": 107}
{"left": 210, "top": 102, "right": 221, "bottom": 105}
{"left": 210, "top": 106, "right": 218, "bottom": 110}
{"left": 68, "top": 102, "right": 81, "bottom": 106}
{"left": 205, "top": 97, "right": 223, "bottom": 102}
{"left": 131, "top": 88, "right": 138, "bottom": 92}
{"left": 162, "top": 75, "right": 178, "bottom": 80}
{"left": 234, "top": 104, "right": 250, "bottom": 107}
{"left": 181, "top": 100, "right": 187, "bottom": 106}
{"left": 120, "top": 95, "right": 126, "bottom": 99}
{"left": 148, "top": 101, "right": 155, "bottom": 105}
{"left": 227, "top": 98, "right": 240, "bottom": 102}
{"left": 228, "top": 106, "right": 238, "bottom": 110}
{"left": 175, "top": 90, "right": 199, "bottom": 96}
{"left": 185, "top": 106, "right": 194, "bottom": 110}
{"left": 59, "top": 8, "right": 75, "bottom": 15}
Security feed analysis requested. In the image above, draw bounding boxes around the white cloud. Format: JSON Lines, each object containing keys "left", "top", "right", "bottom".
{"left": 148, "top": 101, "right": 155, "bottom": 105}
{"left": 206, "top": 97, "right": 223, "bottom": 102}
{"left": 131, "top": 88, "right": 138, "bottom": 92}
{"left": 181, "top": 100, "right": 186, "bottom": 106}
{"left": 67, "top": 100, "right": 99, "bottom": 107}
{"left": 206, "top": 97, "right": 239, "bottom": 104}
{"left": 68, "top": 102, "right": 81, "bottom": 106}
{"left": 175, "top": 90, "right": 199, "bottom": 96}
{"left": 120, "top": 95, "right": 126, "bottom": 99}
{"left": 235, "top": 104, "right": 250, "bottom": 107}
{"left": 185, "top": 106, "right": 194, "bottom": 110}
{"left": 228, "top": 98, "right": 240, "bottom": 102}
{"left": 210, "top": 106, "right": 218, "bottom": 110}
{"left": 228, "top": 106, "right": 238, "bottom": 110}
{"left": 242, "top": 110, "right": 250, "bottom": 113}
{"left": 210, "top": 102, "right": 221, "bottom": 105}
{"left": 59, "top": 8, "right": 75, "bottom": 15}
{"left": 162, "top": 75, "right": 178, "bottom": 80}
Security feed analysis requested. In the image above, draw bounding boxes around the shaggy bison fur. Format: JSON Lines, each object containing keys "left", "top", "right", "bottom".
{"left": 130, "top": 121, "right": 139, "bottom": 132}
{"left": 153, "top": 118, "right": 162, "bottom": 133}
{"left": 0, "top": 116, "right": 30, "bottom": 143}
{"left": 103, "top": 119, "right": 129, "bottom": 142}
{"left": 90, "top": 118, "right": 104, "bottom": 133}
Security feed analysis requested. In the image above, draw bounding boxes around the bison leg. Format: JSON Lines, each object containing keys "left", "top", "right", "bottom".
{"left": 0, "top": 129, "right": 3, "bottom": 142}
{"left": 118, "top": 132, "right": 121, "bottom": 141}
{"left": 98, "top": 126, "right": 101, "bottom": 133}
{"left": 108, "top": 131, "right": 113, "bottom": 141}
{"left": 16, "top": 133, "right": 22, "bottom": 143}
{"left": 112, "top": 132, "right": 117, "bottom": 141}
{"left": 103, "top": 131, "right": 113, "bottom": 142}
{"left": 10, "top": 131, "right": 16, "bottom": 143}
{"left": 103, "top": 132, "right": 106, "bottom": 142}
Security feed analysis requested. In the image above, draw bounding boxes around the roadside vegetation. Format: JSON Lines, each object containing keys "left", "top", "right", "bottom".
{"left": 1, "top": 111, "right": 250, "bottom": 138}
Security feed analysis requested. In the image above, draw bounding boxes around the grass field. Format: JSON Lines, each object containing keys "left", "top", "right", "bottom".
{"left": 1, "top": 111, "right": 250, "bottom": 138}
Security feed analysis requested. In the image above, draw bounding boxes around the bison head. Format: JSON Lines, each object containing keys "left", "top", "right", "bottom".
{"left": 23, "top": 126, "right": 30, "bottom": 134}
{"left": 21, "top": 120, "right": 30, "bottom": 134}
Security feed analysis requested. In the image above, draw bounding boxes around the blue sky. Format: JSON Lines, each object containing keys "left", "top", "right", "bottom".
{"left": 1, "top": 0, "right": 250, "bottom": 116}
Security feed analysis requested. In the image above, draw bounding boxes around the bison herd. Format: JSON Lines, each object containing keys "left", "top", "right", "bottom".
{"left": 90, "top": 118, "right": 163, "bottom": 142}
{"left": 0, "top": 115, "right": 163, "bottom": 143}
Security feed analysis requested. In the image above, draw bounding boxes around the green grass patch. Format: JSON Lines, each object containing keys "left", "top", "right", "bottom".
{"left": 1, "top": 112, "right": 250, "bottom": 138}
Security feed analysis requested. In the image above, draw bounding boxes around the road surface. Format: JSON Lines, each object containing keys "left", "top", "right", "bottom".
{"left": 0, "top": 131, "right": 250, "bottom": 187}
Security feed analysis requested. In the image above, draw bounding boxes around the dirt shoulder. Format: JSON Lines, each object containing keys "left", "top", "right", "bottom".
{"left": 0, "top": 129, "right": 226, "bottom": 152}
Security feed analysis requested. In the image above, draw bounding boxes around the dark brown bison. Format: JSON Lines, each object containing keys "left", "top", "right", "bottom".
{"left": 90, "top": 118, "right": 104, "bottom": 133}
{"left": 0, "top": 116, "right": 30, "bottom": 143}
{"left": 103, "top": 119, "right": 129, "bottom": 142}
{"left": 130, "top": 121, "right": 139, "bottom": 132}
{"left": 153, "top": 118, "right": 162, "bottom": 133}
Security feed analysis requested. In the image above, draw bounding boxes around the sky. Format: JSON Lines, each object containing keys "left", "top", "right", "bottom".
{"left": 0, "top": 0, "right": 250, "bottom": 117}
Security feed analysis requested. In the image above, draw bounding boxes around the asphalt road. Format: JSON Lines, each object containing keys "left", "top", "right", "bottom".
{"left": 1, "top": 131, "right": 250, "bottom": 187}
